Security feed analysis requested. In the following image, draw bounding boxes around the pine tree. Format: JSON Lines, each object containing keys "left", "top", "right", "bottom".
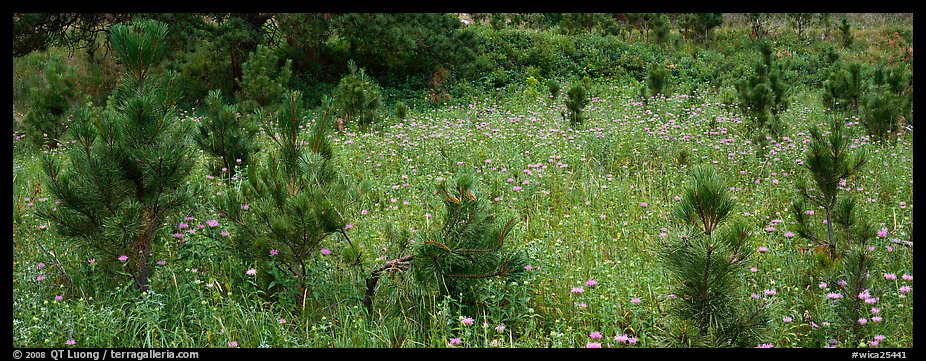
{"left": 791, "top": 117, "right": 868, "bottom": 260}
{"left": 790, "top": 119, "right": 876, "bottom": 343}
{"left": 363, "top": 173, "right": 527, "bottom": 314}
{"left": 839, "top": 16, "right": 853, "bottom": 48}
{"left": 237, "top": 44, "right": 293, "bottom": 114}
{"left": 647, "top": 64, "right": 671, "bottom": 97}
{"left": 565, "top": 83, "right": 589, "bottom": 127}
{"left": 194, "top": 89, "right": 258, "bottom": 177}
{"left": 659, "top": 166, "right": 767, "bottom": 347}
{"left": 334, "top": 60, "right": 382, "bottom": 130}
{"left": 38, "top": 19, "right": 194, "bottom": 292}
{"left": 23, "top": 54, "right": 79, "bottom": 149}
{"left": 216, "top": 91, "right": 352, "bottom": 304}
{"left": 737, "top": 40, "right": 787, "bottom": 137}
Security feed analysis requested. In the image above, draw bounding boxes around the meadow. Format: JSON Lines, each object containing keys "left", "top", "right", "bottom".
{"left": 12, "top": 13, "right": 913, "bottom": 349}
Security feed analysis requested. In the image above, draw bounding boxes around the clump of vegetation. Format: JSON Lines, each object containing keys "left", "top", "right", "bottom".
{"left": 647, "top": 64, "right": 671, "bottom": 97}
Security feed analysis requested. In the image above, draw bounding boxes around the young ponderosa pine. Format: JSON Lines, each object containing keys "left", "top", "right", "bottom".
{"left": 363, "top": 173, "right": 527, "bottom": 315}
{"left": 659, "top": 166, "right": 767, "bottom": 347}
{"left": 736, "top": 40, "right": 787, "bottom": 137}
{"left": 862, "top": 63, "right": 912, "bottom": 141}
{"left": 194, "top": 89, "right": 258, "bottom": 177}
{"left": 791, "top": 118, "right": 868, "bottom": 260}
{"left": 790, "top": 119, "right": 876, "bottom": 343}
{"left": 237, "top": 44, "right": 293, "bottom": 114}
{"left": 647, "top": 64, "right": 671, "bottom": 97}
{"left": 565, "top": 83, "right": 589, "bottom": 127}
{"left": 23, "top": 54, "right": 79, "bottom": 149}
{"left": 545, "top": 79, "right": 561, "bottom": 106}
{"left": 217, "top": 91, "right": 352, "bottom": 305}
{"left": 39, "top": 19, "right": 194, "bottom": 292}
{"left": 334, "top": 60, "right": 382, "bottom": 131}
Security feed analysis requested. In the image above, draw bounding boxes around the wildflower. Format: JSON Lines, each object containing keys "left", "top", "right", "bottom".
{"left": 628, "top": 337, "right": 638, "bottom": 344}
{"left": 489, "top": 339, "right": 501, "bottom": 347}
{"left": 784, "top": 231, "right": 795, "bottom": 238}
{"left": 578, "top": 302, "right": 587, "bottom": 309}
{"left": 157, "top": 260, "right": 166, "bottom": 266}
{"left": 805, "top": 210, "right": 814, "bottom": 215}
{"left": 496, "top": 324, "right": 506, "bottom": 333}
{"left": 659, "top": 232, "right": 668, "bottom": 237}
{"left": 884, "top": 273, "right": 896, "bottom": 280}
{"left": 118, "top": 255, "right": 128, "bottom": 262}
{"left": 220, "top": 231, "right": 229, "bottom": 237}
{"left": 751, "top": 293, "right": 761, "bottom": 299}
{"left": 246, "top": 268, "right": 257, "bottom": 275}
{"left": 874, "top": 335, "right": 885, "bottom": 341}
{"left": 171, "top": 233, "right": 184, "bottom": 239}
{"left": 240, "top": 204, "right": 249, "bottom": 210}
{"left": 585, "top": 279, "right": 598, "bottom": 287}
{"left": 270, "top": 249, "right": 279, "bottom": 256}
{"left": 869, "top": 340, "right": 879, "bottom": 347}
{"left": 55, "top": 295, "right": 63, "bottom": 301}
{"left": 878, "top": 228, "right": 888, "bottom": 238}
{"left": 899, "top": 201, "right": 906, "bottom": 209}
{"left": 461, "top": 317, "right": 474, "bottom": 326}
{"left": 206, "top": 219, "right": 220, "bottom": 227}
{"left": 571, "top": 287, "right": 584, "bottom": 294}
{"left": 872, "top": 316, "right": 882, "bottom": 322}
{"left": 783, "top": 316, "right": 792, "bottom": 322}
{"left": 178, "top": 223, "right": 189, "bottom": 229}
{"left": 858, "top": 318, "right": 868, "bottom": 325}
{"left": 750, "top": 267, "right": 758, "bottom": 273}
{"left": 449, "top": 338, "right": 462, "bottom": 346}
{"left": 837, "top": 280, "right": 847, "bottom": 287}
{"left": 37, "top": 263, "right": 46, "bottom": 269}
{"left": 586, "top": 342, "right": 602, "bottom": 348}
{"left": 88, "top": 259, "right": 96, "bottom": 265}
{"left": 589, "top": 331, "right": 602, "bottom": 339}
{"left": 524, "top": 264, "right": 533, "bottom": 271}
{"left": 344, "top": 224, "right": 354, "bottom": 229}
{"left": 764, "top": 226, "right": 775, "bottom": 232}
{"left": 899, "top": 285, "right": 912, "bottom": 293}
{"left": 756, "top": 343, "right": 774, "bottom": 348}
{"left": 228, "top": 341, "right": 238, "bottom": 348}
{"left": 320, "top": 248, "right": 331, "bottom": 255}
{"left": 66, "top": 340, "right": 75, "bottom": 346}
{"left": 512, "top": 186, "right": 522, "bottom": 191}
{"left": 758, "top": 246, "right": 768, "bottom": 253}
{"left": 826, "top": 292, "right": 843, "bottom": 299}
{"left": 902, "top": 274, "right": 913, "bottom": 281}
{"left": 640, "top": 202, "right": 647, "bottom": 207}
{"left": 615, "top": 334, "right": 629, "bottom": 343}
{"left": 818, "top": 282, "right": 828, "bottom": 289}
{"left": 361, "top": 209, "right": 368, "bottom": 215}
{"left": 764, "top": 289, "right": 776, "bottom": 296}
{"left": 630, "top": 297, "right": 641, "bottom": 304}
{"left": 278, "top": 318, "right": 286, "bottom": 324}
